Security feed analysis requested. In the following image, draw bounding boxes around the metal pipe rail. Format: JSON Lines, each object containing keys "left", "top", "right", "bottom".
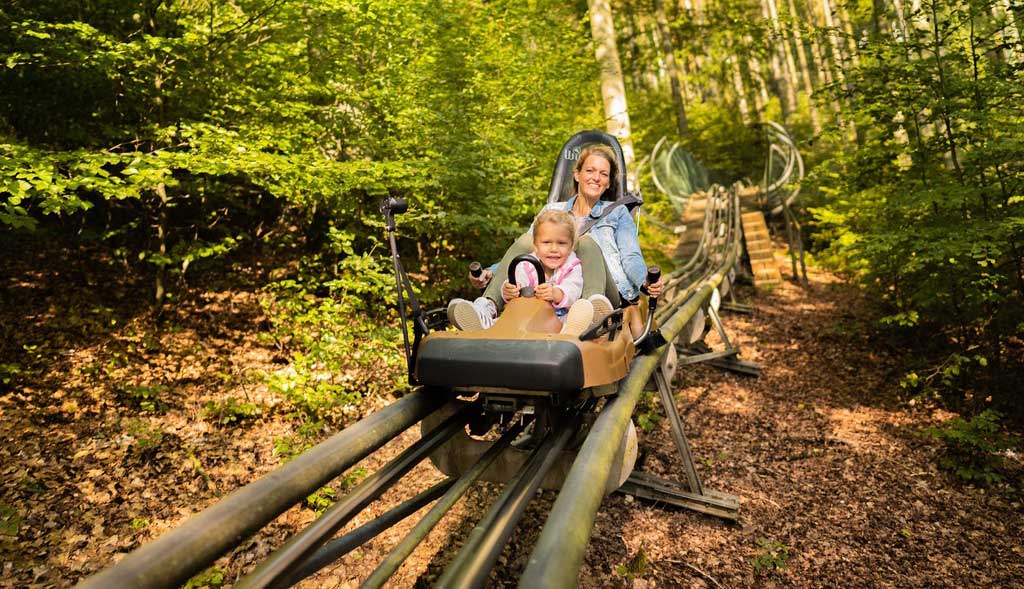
{"left": 75, "top": 389, "right": 452, "bottom": 589}
{"left": 235, "top": 404, "right": 478, "bottom": 589}
{"left": 519, "top": 188, "right": 743, "bottom": 589}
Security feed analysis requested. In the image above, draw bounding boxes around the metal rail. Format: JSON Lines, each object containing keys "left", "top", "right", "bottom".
{"left": 234, "top": 404, "right": 478, "bottom": 589}
{"left": 75, "top": 389, "right": 452, "bottom": 589}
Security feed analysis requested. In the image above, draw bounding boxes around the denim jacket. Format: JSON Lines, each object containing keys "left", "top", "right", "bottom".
{"left": 541, "top": 196, "right": 647, "bottom": 301}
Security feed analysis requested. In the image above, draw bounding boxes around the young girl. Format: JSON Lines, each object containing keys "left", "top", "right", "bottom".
{"left": 449, "top": 209, "right": 611, "bottom": 336}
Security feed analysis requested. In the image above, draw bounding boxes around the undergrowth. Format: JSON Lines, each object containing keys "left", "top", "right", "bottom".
{"left": 259, "top": 276, "right": 408, "bottom": 424}
{"left": 922, "top": 409, "right": 1019, "bottom": 485}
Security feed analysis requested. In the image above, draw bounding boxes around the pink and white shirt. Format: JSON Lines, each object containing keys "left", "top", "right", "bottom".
{"left": 501, "top": 251, "right": 583, "bottom": 317}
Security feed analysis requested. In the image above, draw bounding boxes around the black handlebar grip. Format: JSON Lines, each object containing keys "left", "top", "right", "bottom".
{"left": 646, "top": 265, "right": 661, "bottom": 286}
{"left": 469, "top": 261, "right": 483, "bottom": 278}
{"left": 380, "top": 196, "right": 408, "bottom": 215}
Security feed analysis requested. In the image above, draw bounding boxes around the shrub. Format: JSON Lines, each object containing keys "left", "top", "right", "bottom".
{"left": 201, "top": 397, "right": 263, "bottom": 425}
{"left": 752, "top": 538, "right": 790, "bottom": 573}
{"left": 922, "top": 409, "right": 1019, "bottom": 484}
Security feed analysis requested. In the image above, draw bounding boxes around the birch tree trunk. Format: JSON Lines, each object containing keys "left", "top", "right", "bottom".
{"left": 746, "top": 34, "right": 772, "bottom": 119}
{"left": 993, "top": 0, "right": 1022, "bottom": 64}
{"left": 836, "top": 0, "right": 861, "bottom": 68}
{"left": 767, "top": 0, "right": 801, "bottom": 106}
{"left": 730, "top": 56, "right": 753, "bottom": 124}
{"left": 822, "top": 0, "right": 856, "bottom": 137}
{"left": 786, "top": 0, "right": 822, "bottom": 132}
{"left": 763, "top": 0, "right": 795, "bottom": 120}
{"left": 588, "top": 0, "right": 637, "bottom": 186}
{"left": 654, "top": 0, "right": 689, "bottom": 136}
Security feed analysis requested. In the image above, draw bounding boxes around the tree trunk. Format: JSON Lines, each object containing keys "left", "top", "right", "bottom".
{"left": 767, "top": 0, "right": 801, "bottom": 108}
{"left": 653, "top": 0, "right": 689, "bottom": 136}
{"left": 786, "top": 0, "right": 822, "bottom": 132}
{"left": 746, "top": 35, "right": 772, "bottom": 119}
{"left": 994, "top": 0, "right": 1022, "bottom": 64}
{"left": 762, "top": 0, "right": 794, "bottom": 120}
{"left": 588, "top": 0, "right": 637, "bottom": 186}
{"left": 821, "top": 0, "right": 856, "bottom": 137}
{"left": 730, "top": 57, "right": 753, "bottom": 124}
{"left": 154, "top": 182, "right": 169, "bottom": 309}
{"left": 836, "top": 0, "right": 861, "bottom": 68}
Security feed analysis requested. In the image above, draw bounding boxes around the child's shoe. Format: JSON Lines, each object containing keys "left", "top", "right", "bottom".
{"left": 447, "top": 297, "right": 497, "bottom": 331}
{"left": 588, "top": 294, "right": 614, "bottom": 323}
{"left": 560, "top": 298, "right": 594, "bottom": 336}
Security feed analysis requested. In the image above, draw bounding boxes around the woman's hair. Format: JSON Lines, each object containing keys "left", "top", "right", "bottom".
{"left": 532, "top": 209, "right": 577, "bottom": 250}
{"left": 572, "top": 143, "right": 618, "bottom": 199}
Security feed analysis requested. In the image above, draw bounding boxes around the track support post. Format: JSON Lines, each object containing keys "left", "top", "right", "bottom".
{"left": 616, "top": 361, "right": 739, "bottom": 521}
{"left": 677, "top": 299, "right": 761, "bottom": 376}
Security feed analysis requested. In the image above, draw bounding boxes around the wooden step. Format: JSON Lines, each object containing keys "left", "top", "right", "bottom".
{"left": 740, "top": 211, "right": 783, "bottom": 288}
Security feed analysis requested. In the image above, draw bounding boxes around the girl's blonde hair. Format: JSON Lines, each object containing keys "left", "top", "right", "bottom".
{"left": 532, "top": 209, "right": 577, "bottom": 249}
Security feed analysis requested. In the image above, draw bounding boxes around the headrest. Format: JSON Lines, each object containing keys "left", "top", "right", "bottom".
{"left": 546, "top": 130, "right": 627, "bottom": 205}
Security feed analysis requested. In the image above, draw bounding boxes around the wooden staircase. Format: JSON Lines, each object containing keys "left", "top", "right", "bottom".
{"left": 673, "top": 190, "right": 708, "bottom": 261}
{"left": 741, "top": 211, "right": 781, "bottom": 288}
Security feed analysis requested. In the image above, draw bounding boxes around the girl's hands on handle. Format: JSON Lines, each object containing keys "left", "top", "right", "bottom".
{"left": 501, "top": 280, "right": 521, "bottom": 300}
{"left": 534, "top": 283, "right": 563, "bottom": 303}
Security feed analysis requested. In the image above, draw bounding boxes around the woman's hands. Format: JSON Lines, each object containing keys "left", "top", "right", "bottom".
{"left": 647, "top": 278, "right": 664, "bottom": 298}
{"left": 470, "top": 268, "right": 493, "bottom": 290}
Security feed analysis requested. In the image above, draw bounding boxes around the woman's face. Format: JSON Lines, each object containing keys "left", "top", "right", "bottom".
{"left": 574, "top": 154, "right": 611, "bottom": 202}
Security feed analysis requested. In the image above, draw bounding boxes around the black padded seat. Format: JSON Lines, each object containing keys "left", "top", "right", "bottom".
{"left": 416, "top": 337, "right": 585, "bottom": 393}
{"left": 547, "top": 130, "right": 628, "bottom": 205}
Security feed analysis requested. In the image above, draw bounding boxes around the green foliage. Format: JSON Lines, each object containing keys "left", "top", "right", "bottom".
{"left": 260, "top": 279, "right": 408, "bottom": 422}
{"left": 634, "top": 391, "right": 663, "bottom": 433}
{"left": 201, "top": 397, "right": 263, "bottom": 426}
{"left": 305, "top": 486, "right": 336, "bottom": 515}
{"left": 752, "top": 537, "right": 790, "bottom": 573}
{"left": 273, "top": 420, "right": 325, "bottom": 462}
{"left": 615, "top": 546, "right": 648, "bottom": 580}
{"left": 806, "top": 0, "right": 1024, "bottom": 400}
{"left": 0, "top": 504, "right": 21, "bottom": 537}
{"left": 305, "top": 467, "right": 366, "bottom": 515}
{"left": 0, "top": 0, "right": 600, "bottom": 308}
{"left": 125, "top": 418, "right": 164, "bottom": 451}
{"left": 182, "top": 566, "right": 225, "bottom": 589}
{"left": 922, "top": 409, "right": 1019, "bottom": 484}
{"left": 0, "top": 363, "right": 21, "bottom": 387}
{"left": 130, "top": 518, "right": 150, "bottom": 530}
{"left": 120, "top": 383, "right": 168, "bottom": 413}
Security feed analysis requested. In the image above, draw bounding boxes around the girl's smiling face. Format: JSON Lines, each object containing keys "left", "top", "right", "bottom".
{"left": 533, "top": 220, "right": 573, "bottom": 275}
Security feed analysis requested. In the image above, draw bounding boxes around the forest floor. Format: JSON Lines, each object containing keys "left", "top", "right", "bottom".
{"left": 2, "top": 244, "right": 1023, "bottom": 589}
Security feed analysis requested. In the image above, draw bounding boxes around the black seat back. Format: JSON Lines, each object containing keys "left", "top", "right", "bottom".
{"left": 546, "top": 130, "right": 627, "bottom": 205}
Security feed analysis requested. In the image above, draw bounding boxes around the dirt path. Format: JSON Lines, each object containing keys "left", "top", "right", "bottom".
{"left": 2, "top": 249, "right": 1022, "bottom": 588}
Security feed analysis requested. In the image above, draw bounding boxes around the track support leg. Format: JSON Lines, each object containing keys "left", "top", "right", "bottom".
{"left": 678, "top": 304, "right": 761, "bottom": 376}
{"left": 616, "top": 361, "right": 739, "bottom": 521}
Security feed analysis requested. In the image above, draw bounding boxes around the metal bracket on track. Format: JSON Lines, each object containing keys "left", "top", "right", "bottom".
{"left": 616, "top": 353, "right": 740, "bottom": 521}
{"left": 678, "top": 300, "right": 761, "bottom": 377}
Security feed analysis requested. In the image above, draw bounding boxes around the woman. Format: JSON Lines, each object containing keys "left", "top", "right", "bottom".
{"left": 468, "top": 143, "right": 663, "bottom": 322}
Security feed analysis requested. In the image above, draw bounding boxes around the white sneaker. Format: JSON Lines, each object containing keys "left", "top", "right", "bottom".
{"left": 560, "top": 298, "right": 594, "bottom": 336}
{"left": 588, "top": 294, "right": 614, "bottom": 323}
{"left": 447, "top": 297, "right": 497, "bottom": 331}
{"left": 471, "top": 297, "right": 498, "bottom": 329}
{"left": 447, "top": 299, "right": 482, "bottom": 331}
